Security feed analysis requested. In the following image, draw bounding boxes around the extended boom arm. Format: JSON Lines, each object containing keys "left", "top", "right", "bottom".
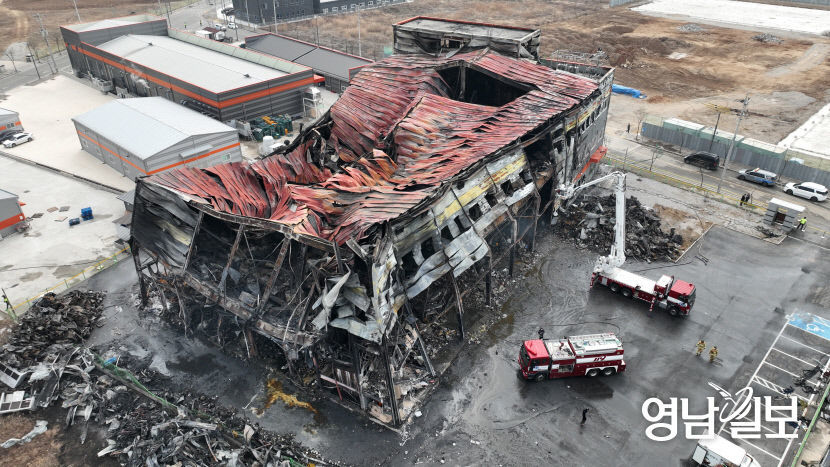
{"left": 557, "top": 171, "right": 627, "bottom": 273}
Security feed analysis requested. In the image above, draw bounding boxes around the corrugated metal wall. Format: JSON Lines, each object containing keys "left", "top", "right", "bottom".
{"left": 0, "top": 111, "right": 20, "bottom": 131}
{"left": 144, "top": 131, "right": 242, "bottom": 173}
{"left": 75, "top": 121, "right": 241, "bottom": 179}
{"left": 642, "top": 121, "right": 830, "bottom": 186}
{"left": 0, "top": 196, "right": 25, "bottom": 237}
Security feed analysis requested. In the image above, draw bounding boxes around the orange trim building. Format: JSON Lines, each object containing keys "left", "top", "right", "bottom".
{"left": 60, "top": 15, "right": 321, "bottom": 121}
{"left": 72, "top": 97, "right": 243, "bottom": 180}
{"left": 0, "top": 189, "right": 25, "bottom": 238}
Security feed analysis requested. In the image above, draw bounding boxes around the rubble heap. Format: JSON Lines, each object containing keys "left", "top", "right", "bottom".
{"left": 0, "top": 292, "right": 330, "bottom": 466}
{"left": 557, "top": 194, "right": 682, "bottom": 261}
{"left": 753, "top": 33, "right": 783, "bottom": 44}
{"left": 2, "top": 291, "right": 104, "bottom": 367}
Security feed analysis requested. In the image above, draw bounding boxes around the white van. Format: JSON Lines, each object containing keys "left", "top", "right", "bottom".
{"left": 691, "top": 434, "right": 761, "bottom": 467}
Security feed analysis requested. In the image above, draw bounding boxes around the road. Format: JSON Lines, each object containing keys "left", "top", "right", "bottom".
{"left": 605, "top": 131, "right": 830, "bottom": 236}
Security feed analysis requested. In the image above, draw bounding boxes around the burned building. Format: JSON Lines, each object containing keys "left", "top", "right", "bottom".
{"left": 129, "top": 18, "right": 613, "bottom": 427}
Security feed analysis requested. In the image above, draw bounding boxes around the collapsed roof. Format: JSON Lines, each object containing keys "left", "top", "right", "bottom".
{"left": 146, "top": 50, "right": 599, "bottom": 246}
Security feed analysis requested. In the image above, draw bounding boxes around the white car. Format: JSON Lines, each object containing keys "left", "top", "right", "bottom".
{"left": 784, "top": 181, "right": 828, "bottom": 202}
{"left": 213, "top": 23, "right": 227, "bottom": 31}
{"left": 227, "top": 22, "right": 238, "bottom": 30}
{"left": 2, "top": 132, "right": 33, "bottom": 148}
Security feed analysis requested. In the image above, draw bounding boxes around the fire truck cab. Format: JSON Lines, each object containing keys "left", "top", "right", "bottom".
{"left": 519, "top": 333, "right": 626, "bottom": 381}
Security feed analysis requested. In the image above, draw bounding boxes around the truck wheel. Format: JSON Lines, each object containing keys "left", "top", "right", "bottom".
{"left": 602, "top": 367, "right": 616, "bottom": 376}
{"left": 609, "top": 283, "right": 620, "bottom": 293}
{"left": 668, "top": 306, "right": 679, "bottom": 316}
{"left": 621, "top": 288, "right": 633, "bottom": 298}
{"left": 535, "top": 373, "right": 546, "bottom": 382}
{"left": 587, "top": 369, "right": 599, "bottom": 377}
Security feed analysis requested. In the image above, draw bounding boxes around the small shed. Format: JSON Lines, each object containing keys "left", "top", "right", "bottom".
{"left": 0, "top": 108, "right": 22, "bottom": 132}
{"left": 72, "top": 98, "right": 243, "bottom": 180}
{"left": 765, "top": 197, "right": 805, "bottom": 230}
{"left": 0, "top": 189, "right": 25, "bottom": 238}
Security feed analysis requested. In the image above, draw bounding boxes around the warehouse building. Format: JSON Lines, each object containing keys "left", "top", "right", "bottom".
{"left": 0, "top": 189, "right": 25, "bottom": 238}
{"left": 72, "top": 97, "right": 243, "bottom": 180}
{"left": 61, "top": 17, "right": 321, "bottom": 121}
{"left": 245, "top": 33, "right": 372, "bottom": 93}
{"left": 0, "top": 108, "right": 22, "bottom": 132}
{"left": 232, "top": 0, "right": 407, "bottom": 23}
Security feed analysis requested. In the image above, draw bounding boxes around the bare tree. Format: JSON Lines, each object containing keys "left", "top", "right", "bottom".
{"left": 3, "top": 49, "right": 18, "bottom": 72}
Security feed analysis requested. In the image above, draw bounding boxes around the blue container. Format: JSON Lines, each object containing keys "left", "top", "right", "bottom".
{"left": 69, "top": 218, "right": 80, "bottom": 226}
{"left": 81, "top": 207, "right": 93, "bottom": 220}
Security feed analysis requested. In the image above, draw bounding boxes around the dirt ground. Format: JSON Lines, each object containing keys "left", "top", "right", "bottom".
{"left": 281, "top": 0, "right": 830, "bottom": 142}
{"left": 0, "top": 0, "right": 162, "bottom": 56}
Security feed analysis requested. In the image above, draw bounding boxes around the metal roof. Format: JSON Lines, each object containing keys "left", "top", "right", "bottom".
{"left": 96, "top": 34, "right": 289, "bottom": 93}
{"left": 145, "top": 50, "right": 599, "bottom": 245}
{"left": 63, "top": 14, "right": 160, "bottom": 32}
{"left": 72, "top": 97, "right": 236, "bottom": 159}
{"left": 0, "top": 108, "right": 17, "bottom": 117}
{"left": 395, "top": 17, "right": 536, "bottom": 40}
{"left": 0, "top": 189, "right": 19, "bottom": 201}
{"left": 246, "top": 34, "right": 372, "bottom": 81}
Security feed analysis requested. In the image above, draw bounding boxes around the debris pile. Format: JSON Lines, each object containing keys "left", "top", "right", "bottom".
{"left": 557, "top": 194, "right": 682, "bottom": 261}
{"left": 753, "top": 33, "right": 782, "bottom": 44}
{"left": 0, "top": 291, "right": 331, "bottom": 466}
{"left": 2, "top": 291, "right": 104, "bottom": 367}
{"left": 677, "top": 23, "right": 705, "bottom": 33}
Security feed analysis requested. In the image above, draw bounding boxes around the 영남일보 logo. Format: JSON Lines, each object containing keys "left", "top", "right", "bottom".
{"left": 641, "top": 382, "right": 799, "bottom": 441}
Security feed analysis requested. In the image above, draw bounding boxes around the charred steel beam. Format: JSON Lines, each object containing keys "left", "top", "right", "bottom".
{"left": 174, "top": 283, "right": 191, "bottom": 338}
{"left": 189, "top": 202, "right": 335, "bottom": 253}
{"left": 450, "top": 274, "right": 465, "bottom": 340}
{"left": 256, "top": 239, "right": 291, "bottom": 316}
{"left": 349, "top": 334, "right": 367, "bottom": 410}
{"left": 485, "top": 255, "right": 492, "bottom": 306}
{"left": 333, "top": 242, "right": 344, "bottom": 274}
{"left": 181, "top": 272, "right": 319, "bottom": 347}
{"left": 131, "top": 240, "right": 148, "bottom": 307}
{"left": 219, "top": 224, "right": 245, "bottom": 291}
{"left": 381, "top": 335, "right": 401, "bottom": 426}
{"left": 182, "top": 210, "right": 204, "bottom": 273}
{"left": 415, "top": 324, "right": 436, "bottom": 377}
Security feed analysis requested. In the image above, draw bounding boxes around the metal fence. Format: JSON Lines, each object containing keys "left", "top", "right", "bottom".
{"left": 642, "top": 121, "right": 830, "bottom": 186}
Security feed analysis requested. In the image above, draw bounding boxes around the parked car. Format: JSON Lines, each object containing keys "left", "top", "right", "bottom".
{"left": 2, "top": 132, "right": 33, "bottom": 148}
{"left": 737, "top": 168, "right": 777, "bottom": 187}
{"left": 784, "top": 181, "right": 828, "bottom": 202}
{"left": 683, "top": 151, "right": 719, "bottom": 170}
{"left": 213, "top": 23, "right": 227, "bottom": 31}
{"left": 227, "top": 22, "right": 238, "bottom": 30}
{"left": 0, "top": 128, "right": 23, "bottom": 143}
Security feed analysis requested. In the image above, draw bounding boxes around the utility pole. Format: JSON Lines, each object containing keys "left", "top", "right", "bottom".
{"left": 26, "top": 43, "right": 41, "bottom": 80}
{"left": 33, "top": 13, "right": 59, "bottom": 74}
{"left": 71, "top": 0, "right": 82, "bottom": 22}
{"left": 273, "top": 0, "right": 278, "bottom": 34}
{"left": 717, "top": 96, "right": 750, "bottom": 193}
{"left": 357, "top": 6, "right": 362, "bottom": 57}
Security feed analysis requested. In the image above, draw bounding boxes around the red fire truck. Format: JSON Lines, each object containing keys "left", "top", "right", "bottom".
{"left": 591, "top": 268, "right": 696, "bottom": 316}
{"left": 557, "top": 169, "right": 697, "bottom": 317}
{"left": 519, "top": 333, "right": 626, "bottom": 381}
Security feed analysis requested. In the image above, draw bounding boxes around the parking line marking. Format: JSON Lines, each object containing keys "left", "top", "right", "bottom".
{"left": 737, "top": 438, "right": 783, "bottom": 461}
{"left": 751, "top": 376, "right": 810, "bottom": 403}
{"left": 780, "top": 333, "right": 830, "bottom": 357}
{"left": 727, "top": 416, "right": 779, "bottom": 435}
{"left": 771, "top": 347, "right": 817, "bottom": 367}
{"left": 761, "top": 362, "right": 819, "bottom": 386}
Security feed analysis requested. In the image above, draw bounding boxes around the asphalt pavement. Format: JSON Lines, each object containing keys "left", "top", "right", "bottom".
{"left": 79, "top": 223, "right": 830, "bottom": 466}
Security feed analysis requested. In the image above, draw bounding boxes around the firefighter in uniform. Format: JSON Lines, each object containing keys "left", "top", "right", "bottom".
{"left": 695, "top": 340, "right": 706, "bottom": 356}
{"left": 709, "top": 346, "right": 718, "bottom": 363}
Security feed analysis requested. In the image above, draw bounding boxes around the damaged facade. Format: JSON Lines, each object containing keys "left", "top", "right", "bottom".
{"left": 129, "top": 17, "right": 613, "bottom": 427}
